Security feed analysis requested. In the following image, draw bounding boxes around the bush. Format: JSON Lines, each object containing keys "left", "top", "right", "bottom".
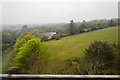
{"left": 73, "top": 41, "right": 117, "bottom": 74}
{"left": 111, "top": 43, "right": 120, "bottom": 74}
{"left": 84, "top": 41, "right": 115, "bottom": 74}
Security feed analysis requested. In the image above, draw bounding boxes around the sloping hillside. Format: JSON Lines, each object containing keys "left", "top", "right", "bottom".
{"left": 30, "top": 26, "right": 118, "bottom": 74}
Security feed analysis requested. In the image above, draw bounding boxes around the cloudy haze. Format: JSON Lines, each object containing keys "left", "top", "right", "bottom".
{"left": 2, "top": 2, "right": 118, "bottom": 24}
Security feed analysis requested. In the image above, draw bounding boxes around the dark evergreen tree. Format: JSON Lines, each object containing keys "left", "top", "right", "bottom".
{"left": 22, "top": 25, "right": 28, "bottom": 32}
{"left": 69, "top": 20, "right": 75, "bottom": 35}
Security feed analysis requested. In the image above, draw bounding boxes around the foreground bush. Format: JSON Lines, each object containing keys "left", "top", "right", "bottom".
{"left": 73, "top": 41, "right": 119, "bottom": 74}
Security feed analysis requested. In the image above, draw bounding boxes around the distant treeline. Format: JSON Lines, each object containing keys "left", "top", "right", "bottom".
{"left": 2, "top": 18, "right": 118, "bottom": 54}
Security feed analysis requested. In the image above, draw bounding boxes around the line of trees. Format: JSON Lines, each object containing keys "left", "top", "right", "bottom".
{"left": 2, "top": 18, "right": 119, "bottom": 54}
{"left": 68, "top": 18, "right": 118, "bottom": 35}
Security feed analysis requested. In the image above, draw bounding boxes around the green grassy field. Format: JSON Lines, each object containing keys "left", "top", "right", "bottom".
{"left": 30, "top": 26, "right": 118, "bottom": 74}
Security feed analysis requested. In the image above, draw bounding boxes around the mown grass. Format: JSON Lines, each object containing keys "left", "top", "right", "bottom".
{"left": 32, "top": 26, "right": 118, "bottom": 74}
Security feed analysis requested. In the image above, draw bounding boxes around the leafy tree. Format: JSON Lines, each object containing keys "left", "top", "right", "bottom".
{"left": 14, "top": 39, "right": 40, "bottom": 67}
{"left": 12, "top": 33, "right": 48, "bottom": 70}
{"left": 13, "top": 33, "right": 35, "bottom": 53}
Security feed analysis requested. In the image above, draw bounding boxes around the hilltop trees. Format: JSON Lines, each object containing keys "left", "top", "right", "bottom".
{"left": 2, "top": 18, "right": 118, "bottom": 44}
{"left": 79, "top": 21, "right": 86, "bottom": 33}
{"left": 69, "top": 20, "right": 75, "bottom": 35}
{"left": 109, "top": 19, "right": 116, "bottom": 27}
{"left": 22, "top": 25, "right": 28, "bottom": 32}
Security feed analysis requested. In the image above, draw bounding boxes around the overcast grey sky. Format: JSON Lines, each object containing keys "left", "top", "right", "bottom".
{"left": 2, "top": 2, "right": 118, "bottom": 24}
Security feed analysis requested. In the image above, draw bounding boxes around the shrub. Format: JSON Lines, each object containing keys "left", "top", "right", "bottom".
{"left": 84, "top": 41, "right": 114, "bottom": 74}
{"left": 73, "top": 41, "right": 117, "bottom": 74}
{"left": 111, "top": 43, "right": 120, "bottom": 74}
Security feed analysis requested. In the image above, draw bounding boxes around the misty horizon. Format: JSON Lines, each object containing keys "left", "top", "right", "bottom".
{"left": 2, "top": 2, "right": 118, "bottom": 25}
{"left": 2, "top": 18, "right": 118, "bottom": 26}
